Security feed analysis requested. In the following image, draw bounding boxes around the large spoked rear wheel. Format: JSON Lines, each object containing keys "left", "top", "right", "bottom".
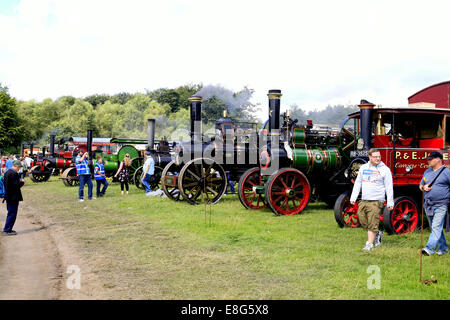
{"left": 128, "top": 157, "right": 143, "bottom": 185}
{"left": 61, "top": 167, "right": 79, "bottom": 187}
{"left": 133, "top": 166, "right": 145, "bottom": 190}
{"left": 134, "top": 165, "right": 163, "bottom": 191}
{"left": 383, "top": 196, "right": 419, "bottom": 235}
{"left": 29, "top": 165, "right": 51, "bottom": 183}
{"left": 178, "top": 158, "right": 227, "bottom": 205}
{"left": 264, "top": 168, "right": 310, "bottom": 215}
{"left": 334, "top": 191, "right": 360, "bottom": 228}
{"left": 161, "top": 160, "right": 182, "bottom": 201}
{"left": 238, "top": 167, "right": 266, "bottom": 210}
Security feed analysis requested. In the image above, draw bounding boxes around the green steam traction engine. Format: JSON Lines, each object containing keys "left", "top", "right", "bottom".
{"left": 60, "top": 130, "right": 141, "bottom": 186}
{"left": 238, "top": 89, "right": 347, "bottom": 215}
{"left": 61, "top": 120, "right": 173, "bottom": 189}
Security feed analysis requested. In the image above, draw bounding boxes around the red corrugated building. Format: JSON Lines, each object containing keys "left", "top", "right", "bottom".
{"left": 408, "top": 81, "right": 450, "bottom": 109}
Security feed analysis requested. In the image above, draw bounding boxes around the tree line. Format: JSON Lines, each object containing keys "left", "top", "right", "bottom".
{"left": 0, "top": 83, "right": 357, "bottom": 154}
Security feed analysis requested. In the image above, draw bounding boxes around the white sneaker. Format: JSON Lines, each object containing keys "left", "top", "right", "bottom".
{"left": 79, "top": 199, "right": 84, "bottom": 202}
{"left": 362, "top": 241, "right": 374, "bottom": 251}
{"left": 375, "top": 231, "right": 384, "bottom": 247}
{"left": 145, "top": 192, "right": 152, "bottom": 196}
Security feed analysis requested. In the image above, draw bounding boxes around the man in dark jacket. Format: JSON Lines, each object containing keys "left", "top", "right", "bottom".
{"left": 2, "top": 160, "right": 25, "bottom": 236}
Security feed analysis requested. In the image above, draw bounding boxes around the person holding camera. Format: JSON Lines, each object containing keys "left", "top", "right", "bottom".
{"left": 76, "top": 149, "right": 94, "bottom": 202}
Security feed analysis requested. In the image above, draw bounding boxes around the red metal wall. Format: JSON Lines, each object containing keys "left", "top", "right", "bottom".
{"left": 408, "top": 81, "right": 450, "bottom": 109}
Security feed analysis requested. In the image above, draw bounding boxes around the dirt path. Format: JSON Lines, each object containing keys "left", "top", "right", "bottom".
{"left": 0, "top": 202, "right": 61, "bottom": 300}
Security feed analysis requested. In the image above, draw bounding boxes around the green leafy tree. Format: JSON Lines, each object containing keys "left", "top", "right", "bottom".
{"left": 110, "top": 92, "right": 134, "bottom": 105}
{"left": 148, "top": 84, "right": 203, "bottom": 113}
{"left": 54, "top": 99, "right": 97, "bottom": 136}
{"left": 0, "top": 84, "right": 25, "bottom": 154}
{"left": 84, "top": 94, "right": 111, "bottom": 108}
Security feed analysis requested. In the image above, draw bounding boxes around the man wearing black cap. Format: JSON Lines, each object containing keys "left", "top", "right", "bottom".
{"left": 419, "top": 151, "right": 450, "bottom": 256}
{"left": 2, "top": 160, "right": 25, "bottom": 236}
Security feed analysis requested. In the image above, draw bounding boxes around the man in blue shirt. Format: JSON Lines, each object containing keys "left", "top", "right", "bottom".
{"left": 419, "top": 151, "right": 450, "bottom": 256}
{"left": 94, "top": 155, "right": 108, "bottom": 197}
{"left": 75, "top": 150, "right": 94, "bottom": 202}
{"left": 141, "top": 151, "right": 155, "bottom": 195}
{"left": 5, "top": 155, "right": 14, "bottom": 171}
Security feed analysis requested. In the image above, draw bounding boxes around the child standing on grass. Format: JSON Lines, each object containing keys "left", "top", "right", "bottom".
{"left": 94, "top": 155, "right": 108, "bottom": 197}
{"left": 115, "top": 154, "right": 131, "bottom": 196}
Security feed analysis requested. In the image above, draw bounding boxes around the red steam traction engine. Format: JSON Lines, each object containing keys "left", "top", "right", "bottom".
{"left": 334, "top": 81, "right": 450, "bottom": 235}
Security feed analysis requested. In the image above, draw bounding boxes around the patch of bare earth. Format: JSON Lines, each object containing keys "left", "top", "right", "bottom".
{"left": 0, "top": 201, "right": 109, "bottom": 299}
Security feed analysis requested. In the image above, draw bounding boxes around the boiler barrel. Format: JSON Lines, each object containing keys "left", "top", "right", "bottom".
{"left": 292, "top": 147, "right": 341, "bottom": 174}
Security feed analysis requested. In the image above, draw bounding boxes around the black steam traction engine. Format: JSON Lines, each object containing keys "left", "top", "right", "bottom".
{"left": 161, "top": 95, "right": 260, "bottom": 205}
{"left": 333, "top": 98, "right": 450, "bottom": 235}
{"left": 237, "top": 90, "right": 346, "bottom": 215}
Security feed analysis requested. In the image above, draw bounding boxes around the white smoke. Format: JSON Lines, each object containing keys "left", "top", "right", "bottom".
{"left": 195, "top": 84, "right": 253, "bottom": 116}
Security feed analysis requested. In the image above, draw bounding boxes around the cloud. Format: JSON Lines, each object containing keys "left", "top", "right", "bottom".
{"left": 1, "top": 0, "right": 450, "bottom": 120}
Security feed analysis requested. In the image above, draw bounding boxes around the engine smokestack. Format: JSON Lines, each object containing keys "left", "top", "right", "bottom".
{"left": 50, "top": 134, "right": 56, "bottom": 156}
{"left": 358, "top": 100, "right": 375, "bottom": 150}
{"left": 87, "top": 130, "right": 93, "bottom": 160}
{"left": 147, "top": 119, "right": 156, "bottom": 150}
{"left": 189, "top": 95, "right": 203, "bottom": 142}
{"left": 268, "top": 89, "right": 282, "bottom": 134}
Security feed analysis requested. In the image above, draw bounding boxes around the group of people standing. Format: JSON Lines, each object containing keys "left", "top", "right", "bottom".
{"left": 1, "top": 154, "right": 33, "bottom": 179}
{"left": 2, "top": 147, "right": 449, "bottom": 256}
{"left": 76, "top": 150, "right": 156, "bottom": 202}
{"left": 350, "top": 148, "right": 449, "bottom": 255}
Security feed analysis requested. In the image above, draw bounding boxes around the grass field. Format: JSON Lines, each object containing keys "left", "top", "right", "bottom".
{"left": 23, "top": 177, "right": 449, "bottom": 299}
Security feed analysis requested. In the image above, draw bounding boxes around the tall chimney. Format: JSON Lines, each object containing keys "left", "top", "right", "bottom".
{"left": 30, "top": 143, "right": 34, "bottom": 157}
{"left": 21, "top": 143, "right": 25, "bottom": 157}
{"left": 358, "top": 100, "right": 375, "bottom": 150}
{"left": 147, "top": 119, "right": 156, "bottom": 150}
{"left": 189, "top": 95, "right": 203, "bottom": 142}
{"left": 50, "top": 134, "right": 56, "bottom": 156}
{"left": 268, "top": 89, "right": 282, "bottom": 134}
{"left": 87, "top": 130, "right": 93, "bottom": 160}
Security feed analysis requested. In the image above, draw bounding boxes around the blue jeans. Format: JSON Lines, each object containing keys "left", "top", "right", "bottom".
{"left": 226, "top": 172, "right": 235, "bottom": 194}
{"left": 425, "top": 205, "right": 449, "bottom": 254}
{"left": 96, "top": 178, "right": 108, "bottom": 196}
{"left": 142, "top": 173, "right": 152, "bottom": 193}
{"left": 3, "top": 202, "right": 19, "bottom": 232}
{"left": 79, "top": 174, "right": 93, "bottom": 200}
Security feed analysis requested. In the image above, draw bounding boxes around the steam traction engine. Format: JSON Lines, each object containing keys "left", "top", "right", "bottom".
{"left": 161, "top": 95, "right": 260, "bottom": 205}
{"left": 28, "top": 135, "right": 76, "bottom": 183}
{"left": 333, "top": 96, "right": 450, "bottom": 235}
{"left": 131, "top": 118, "right": 173, "bottom": 191}
{"left": 60, "top": 120, "right": 173, "bottom": 188}
{"left": 238, "top": 90, "right": 344, "bottom": 215}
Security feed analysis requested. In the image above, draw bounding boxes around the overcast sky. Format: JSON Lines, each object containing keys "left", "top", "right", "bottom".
{"left": 1, "top": 0, "right": 450, "bottom": 120}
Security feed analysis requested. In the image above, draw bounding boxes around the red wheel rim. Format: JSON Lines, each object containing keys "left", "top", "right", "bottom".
{"left": 341, "top": 199, "right": 360, "bottom": 227}
{"left": 391, "top": 200, "right": 418, "bottom": 234}
{"left": 240, "top": 168, "right": 266, "bottom": 210}
{"left": 268, "top": 170, "right": 310, "bottom": 215}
